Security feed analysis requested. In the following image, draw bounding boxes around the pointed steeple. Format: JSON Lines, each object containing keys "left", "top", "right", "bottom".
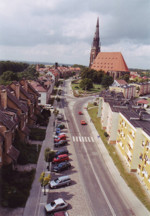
{"left": 89, "top": 17, "right": 101, "bottom": 67}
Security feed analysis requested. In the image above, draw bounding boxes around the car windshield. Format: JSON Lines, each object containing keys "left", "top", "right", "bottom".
{"left": 50, "top": 201, "right": 56, "bottom": 207}
{"left": 54, "top": 178, "right": 59, "bottom": 183}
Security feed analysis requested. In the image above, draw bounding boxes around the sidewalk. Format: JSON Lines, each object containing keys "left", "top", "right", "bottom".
{"left": 84, "top": 103, "right": 150, "bottom": 216}
{"left": 23, "top": 111, "right": 55, "bottom": 216}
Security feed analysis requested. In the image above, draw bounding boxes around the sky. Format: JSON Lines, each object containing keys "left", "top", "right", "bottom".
{"left": 0, "top": 0, "right": 150, "bottom": 69}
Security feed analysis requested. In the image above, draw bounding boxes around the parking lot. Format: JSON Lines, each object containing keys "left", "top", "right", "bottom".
{"left": 47, "top": 115, "right": 91, "bottom": 216}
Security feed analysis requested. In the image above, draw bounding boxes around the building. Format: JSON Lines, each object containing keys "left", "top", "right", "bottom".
{"left": 110, "top": 79, "right": 136, "bottom": 99}
{"left": 98, "top": 90, "right": 150, "bottom": 191}
{"left": 89, "top": 17, "right": 100, "bottom": 67}
{"left": 131, "top": 82, "right": 150, "bottom": 96}
{"left": 91, "top": 52, "right": 130, "bottom": 79}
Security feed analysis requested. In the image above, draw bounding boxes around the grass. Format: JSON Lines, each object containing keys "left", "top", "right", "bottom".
{"left": 1, "top": 165, "right": 36, "bottom": 208}
{"left": 88, "top": 105, "right": 150, "bottom": 211}
{"left": 16, "top": 143, "right": 41, "bottom": 165}
{"left": 29, "top": 128, "right": 46, "bottom": 141}
{"left": 71, "top": 80, "right": 103, "bottom": 95}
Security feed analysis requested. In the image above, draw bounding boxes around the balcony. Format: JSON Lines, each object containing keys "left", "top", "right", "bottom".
{"left": 127, "top": 150, "right": 132, "bottom": 160}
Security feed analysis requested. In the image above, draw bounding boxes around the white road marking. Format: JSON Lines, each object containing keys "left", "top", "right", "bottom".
{"left": 82, "top": 142, "right": 116, "bottom": 216}
{"left": 91, "top": 137, "right": 94, "bottom": 142}
{"left": 82, "top": 137, "right": 84, "bottom": 142}
{"left": 73, "top": 136, "right": 75, "bottom": 142}
{"left": 88, "top": 137, "right": 91, "bottom": 142}
{"left": 79, "top": 136, "right": 82, "bottom": 142}
{"left": 76, "top": 136, "right": 78, "bottom": 142}
{"left": 84, "top": 137, "right": 87, "bottom": 142}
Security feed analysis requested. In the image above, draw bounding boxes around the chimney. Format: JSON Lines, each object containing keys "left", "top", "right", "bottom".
{"left": 20, "top": 79, "right": 28, "bottom": 92}
{"left": 11, "top": 91, "right": 15, "bottom": 97}
{"left": 15, "top": 83, "right": 20, "bottom": 99}
{"left": 0, "top": 89, "right": 7, "bottom": 109}
{"left": 11, "top": 82, "right": 20, "bottom": 99}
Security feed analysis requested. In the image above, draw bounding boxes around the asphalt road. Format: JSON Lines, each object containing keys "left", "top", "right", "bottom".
{"left": 62, "top": 80, "right": 134, "bottom": 216}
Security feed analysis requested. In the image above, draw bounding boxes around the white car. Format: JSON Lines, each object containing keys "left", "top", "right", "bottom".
{"left": 57, "top": 114, "right": 63, "bottom": 120}
{"left": 49, "top": 175, "right": 71, "bottom": 189}
{"left": 45, "top": 198, "right": 68, "bottom": 213}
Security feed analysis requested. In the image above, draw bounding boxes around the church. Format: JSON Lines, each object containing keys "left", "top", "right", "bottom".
{"left": 89, "top": 18, "right": 130, "bottom": 79}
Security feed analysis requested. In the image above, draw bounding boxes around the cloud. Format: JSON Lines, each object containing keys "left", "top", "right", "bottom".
{"left": 0, "top": 0, "right": 150, "bottom": 69}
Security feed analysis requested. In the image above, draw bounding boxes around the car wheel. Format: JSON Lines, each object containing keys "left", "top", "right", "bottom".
{"left": 67, "top": 182, "right": 70, "bottom": 186}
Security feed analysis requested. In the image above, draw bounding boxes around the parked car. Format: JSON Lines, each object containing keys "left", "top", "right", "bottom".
{"left": 54, "top": 140, "right": 68, "bottom": 147}
{"left": 78, "top": 111, "right": 83, "bottom": 115}
{"left": 54, "top": 133, "right": 66, "bottom": 139}
{"left": 54, "top": 212, "right": 68, "bottom": 216}
{"left": 81, "top": 120, "right": 86, "bottom": 125}
{"left": 45, "top": 198, "right": 68, "bottom": 213}
{"left": 54, "top": 134, "right": 66, "bottom": 143}
{"left": 52, "top": 154, "right": 69, "bottom": 163}
{"left": 49, "top": 175, "right": 71, "bottom": 189}
{"left": 56, "top": 128, "right": 61, "bottom": 135}
{"left": 57, "top": 114, "right": 63, "bottom": 120}
{"left": 53, "top": 162, "right": 71, "bottom": 172}
{"left": 56, "top": 124, "right": 65, "bottom": 129}
{"left": 55, "top": 149, "right": 69, "bottom": 157}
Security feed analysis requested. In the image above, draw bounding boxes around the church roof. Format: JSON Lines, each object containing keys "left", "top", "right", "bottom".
{"left": 91, "top": 52, "right": 129, "bottom": 73}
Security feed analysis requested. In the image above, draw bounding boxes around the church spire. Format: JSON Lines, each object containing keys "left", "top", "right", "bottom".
{"left": 89, "top": 17, "right": 101, "bottom": 67}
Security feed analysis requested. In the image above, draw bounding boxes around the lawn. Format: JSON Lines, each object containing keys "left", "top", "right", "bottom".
{"left": 1, "top": 165, "right": 36, "bottom": 208}
{"left": 16, "top": 143, "right": 41, "bottom": 165}
{"left": 88, "top": 105, "right": 150, "bottom": 211}
{"left": 29, "top": 128, "right": 46, "bottom": 141}
{"left": 71, "top": 80, "right": 103, "bottom": 95}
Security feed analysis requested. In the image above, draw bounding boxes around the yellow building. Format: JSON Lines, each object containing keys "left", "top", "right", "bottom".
{"left": 116, "top": 110, "right": 150, "bottom": 190}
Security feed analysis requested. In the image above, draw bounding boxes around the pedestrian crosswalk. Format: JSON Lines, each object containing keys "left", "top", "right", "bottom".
{"left": 72, "top": 136, "right": 94, "bottom": 143}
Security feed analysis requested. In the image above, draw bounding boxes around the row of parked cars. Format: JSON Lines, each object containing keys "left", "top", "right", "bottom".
{"left": 45, "top": 120, "right": 71, "bottom": 215}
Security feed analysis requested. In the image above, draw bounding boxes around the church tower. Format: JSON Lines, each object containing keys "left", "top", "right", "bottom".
{"left": 89, "top": 18, "right": 101, "bottom": 67}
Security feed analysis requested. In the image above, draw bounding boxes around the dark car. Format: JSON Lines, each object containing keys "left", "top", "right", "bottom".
{"left": 54, "top": 140, "right": 68, "bottom": 147}
{"left": 56, "top": 128, "right": 61, "bottom": 135}
{"left": 53, "top": 162, "right": 71, "bottom": 172}
{"left": 56, "top": 124, "right": 65, "bottom": 129}
{"left": 55, "top": 149, "right": 69, "bottom": 157}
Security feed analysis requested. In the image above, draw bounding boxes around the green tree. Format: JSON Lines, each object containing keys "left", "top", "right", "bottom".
{"left": 79, "top": 78, "right": 93, "bottom": 90}
{"left": 39, "top": 172, "right": 51, "bottom": 195}
{"left": 0, "top": 70, "right": 18, "bottom": 84}
{"left": 44, "top": 148, "right": 55, "bottom": 171}
{"left": 101, "top": 75, "right": 114, "bottom": 88}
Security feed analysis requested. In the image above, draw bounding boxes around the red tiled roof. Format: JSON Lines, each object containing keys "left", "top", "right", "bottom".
{"left": 91, "top": 52, "right": 129, "bottom": 73}
{"left": 115, "top": 79, "right": 128, "bottom": 85}
{"left": 137, "top": 100, "right": 148, "bottom": 104}
{"left": 30, "top": 81, "right": 47, "bottom": 92}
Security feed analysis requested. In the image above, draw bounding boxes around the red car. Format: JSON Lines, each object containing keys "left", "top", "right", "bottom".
{"left": 53, "top": 154, "right": 69, "bottom": 163}
{"left": 81, "top": 120, "right": 86, "bottom": 125}
{"left": 54, "top": 134, "right": 66, "bottom": 143}
{"left": 78, "top": 111, "right": 83, "bottom": 115}
{"left": 54, "top": 211, "right": 68, "bottom": 216}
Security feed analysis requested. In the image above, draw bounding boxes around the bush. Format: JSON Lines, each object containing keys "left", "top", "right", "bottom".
{"left": 29, "top": 128, "right": 46, "bottom": 141}
{"left": 104, "top": 132, "right": 109, "bottom": 137}
{"left": 93, "top": 102, "right": 97, "bottom": 106}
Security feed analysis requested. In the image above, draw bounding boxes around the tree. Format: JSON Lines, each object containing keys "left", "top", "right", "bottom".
{"left": 0, "top": 70, "right": 18, "bottom": 85}
{"left": 101, "top": 75, "right": 114, "bottom": 88}
{"left": 79, "top": 78, "right": 93, "bottom": 90}
{"left": 39, "top": 172, "right": 51, "bottom": 195}
{"left": 44, "top": 148, "right": 55, "bottom": 171}
{"left": 39, "top": 172, "right": 45, "bottom": 187}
